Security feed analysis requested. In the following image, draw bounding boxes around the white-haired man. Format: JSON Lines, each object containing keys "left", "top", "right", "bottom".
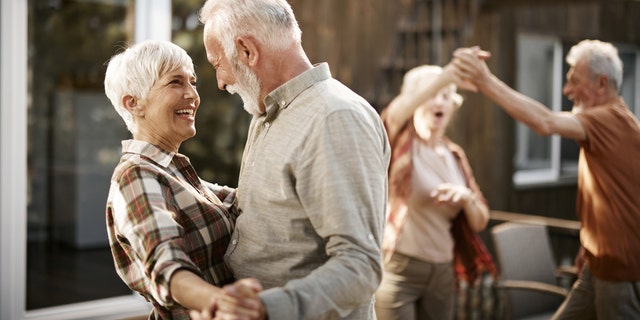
{"left": 455, "top": 40, "right": 640, "bottom": 319}
{"left": 194, "top": 0, "right": 391, "bottom": 319}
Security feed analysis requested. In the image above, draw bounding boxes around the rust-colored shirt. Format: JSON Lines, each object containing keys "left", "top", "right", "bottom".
{"left": 575, "top": 98, "right": 640, "bottom": 281}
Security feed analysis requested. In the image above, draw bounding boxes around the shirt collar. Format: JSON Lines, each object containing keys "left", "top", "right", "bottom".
{"left": 121, "top": 139, "right": 176, "bottom": 168}
{"left": 262, "top": 62, "right": 331, "bottom": 120}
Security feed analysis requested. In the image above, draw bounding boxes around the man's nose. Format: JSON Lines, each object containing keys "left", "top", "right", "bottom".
{"left": 216, "top": 76, "right": 227, "bottom": 91}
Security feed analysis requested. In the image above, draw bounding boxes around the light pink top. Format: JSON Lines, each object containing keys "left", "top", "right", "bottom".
{"left": 396, "top": 139, "right": 466, "bottom": 263}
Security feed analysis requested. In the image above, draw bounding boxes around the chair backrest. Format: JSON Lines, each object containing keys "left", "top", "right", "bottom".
{"left": 491, "top": 222, "right": 565, "bottom": 319}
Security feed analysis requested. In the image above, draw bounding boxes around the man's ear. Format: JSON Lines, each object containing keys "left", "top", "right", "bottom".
{"left": 235, "top": 36, "right": 259, "bottom": 67}
{"left": 597, "top": 75, "right": 610, "bottom": 93}
{"left": 122, "top": 95, "right": 144, "bottom": 117}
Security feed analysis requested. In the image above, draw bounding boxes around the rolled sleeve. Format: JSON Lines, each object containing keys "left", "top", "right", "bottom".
{"left": 113, "top": 165, "right": 201, "bottom": 307}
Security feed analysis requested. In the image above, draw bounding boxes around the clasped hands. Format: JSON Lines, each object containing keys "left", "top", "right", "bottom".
{"left": 191, "top": 278, "right": 267, "bottom": 320}
{"left": 442, "top": 46, "right": 492, "bottom": 93}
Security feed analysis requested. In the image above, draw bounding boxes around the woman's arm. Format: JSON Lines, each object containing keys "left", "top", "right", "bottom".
{"left": 170, "top": 270, "right": 221, "bottom": 312}
{"left": 431, "top": 183, "right": 489, "bottom": 232}
{"left": 461, "top": 191, "right": 489, "bottom": 232}
{"left": 384, "top": 65, "right": 457, "bottom": 139}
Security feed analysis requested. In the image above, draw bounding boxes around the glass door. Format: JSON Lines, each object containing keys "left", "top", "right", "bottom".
{"left": 2, "top": 0, "right": 246, "bottom": 318}
{"left": 26, "top": 1, "right": 133, "bottom": 309}
{"left": 1, "top": 0, "right": 167, "bottom": 319}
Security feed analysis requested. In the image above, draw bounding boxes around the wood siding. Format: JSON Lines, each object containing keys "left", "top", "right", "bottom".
{"left": 287, "top": 0, "right": 640, "bottom": 221}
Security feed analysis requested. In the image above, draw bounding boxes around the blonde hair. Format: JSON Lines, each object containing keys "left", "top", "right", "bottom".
{"left": 401, "top": 65, "right": 463, "bottom": 107}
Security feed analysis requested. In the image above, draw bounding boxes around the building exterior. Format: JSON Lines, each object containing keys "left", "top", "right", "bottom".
{"left": 1, "top": 0, "right": 638, "bottom": 319}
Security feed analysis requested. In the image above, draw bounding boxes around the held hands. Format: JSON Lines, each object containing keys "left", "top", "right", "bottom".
{"left": 430, "top": 183, "right": 473, "bottom": 209}
{"left": 443, "top": 62, "right": 479, "bottom": 93}
{"left": 449, "top": 46, "right": 492, "bottom": 90}
{"left": 190, "top": 278, "right": 266, "bottom": 320}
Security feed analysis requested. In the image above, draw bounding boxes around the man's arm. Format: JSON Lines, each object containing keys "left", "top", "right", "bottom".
{"left": 257, "top": 106, "right": 389, "bottom": 320}
{"left": 453, "top": 48, "right": 586, "bottom": 142}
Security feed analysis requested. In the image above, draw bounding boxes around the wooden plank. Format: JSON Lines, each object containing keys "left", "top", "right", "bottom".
{"left": 491, "top": 210, "right": 581, "bottom": 235}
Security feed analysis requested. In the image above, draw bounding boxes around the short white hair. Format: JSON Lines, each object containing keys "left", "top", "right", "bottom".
{"left": 401, "top": 65, "right": 463, "bottom": 107}
{"left": 104, "top": 40, "right": 195, "bottom": 133}
{"left": 199, "top": 0, "right": 302, "bottom": 61}
{"left": 566, "top": 39, "right": 623, "bottom": 91}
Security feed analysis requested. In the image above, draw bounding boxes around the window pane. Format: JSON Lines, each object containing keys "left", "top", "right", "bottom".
{"left": 515, "top": 35, "right": 556, "bottom": 171}
{"left": 27, "top": 0, "right": 134, "bottom": 309}
{"left": 620, "top": 51, "right": 638, "bottom": 115}
{"left": 560, "top": 53, "right": 579, "bottom": 175}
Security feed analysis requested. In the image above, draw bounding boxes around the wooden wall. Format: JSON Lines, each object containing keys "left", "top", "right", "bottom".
{"left": 284, "top": 0, "right": 640, "bottom": 221}
{"left": 289, "top": 0, "right": 405, "bottom": 107}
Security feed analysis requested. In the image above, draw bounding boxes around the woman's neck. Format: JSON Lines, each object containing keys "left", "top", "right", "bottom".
{"left": 415, "top": 126, "right": 444, "bottom": 148}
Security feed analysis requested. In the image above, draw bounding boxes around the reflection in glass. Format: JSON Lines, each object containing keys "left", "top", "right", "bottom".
{"left": 27, "top": 0, "right": 134, "bottom": 309}
{"left": 26, "top": 0, "right": 252, "bottom": 310}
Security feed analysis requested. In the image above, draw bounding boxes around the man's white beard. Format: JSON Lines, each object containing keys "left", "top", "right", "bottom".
{"left": 227, "top": 60, "right": 262, "bottom": 116}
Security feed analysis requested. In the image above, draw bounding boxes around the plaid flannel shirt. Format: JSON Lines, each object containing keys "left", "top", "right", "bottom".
{"left": 106, "top": 140, "right": 237, "bottom": 319}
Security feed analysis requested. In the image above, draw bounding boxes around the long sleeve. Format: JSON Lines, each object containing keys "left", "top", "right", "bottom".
{"left": 225, "top": 65, "right": 391, "bottom": 320}
{"left": 259, "top": 108, "right": 389, "bottom": 319}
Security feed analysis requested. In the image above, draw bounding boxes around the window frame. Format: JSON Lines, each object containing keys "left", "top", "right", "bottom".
{"left": 513, "top": 34, "right": 565, "bottom": 187}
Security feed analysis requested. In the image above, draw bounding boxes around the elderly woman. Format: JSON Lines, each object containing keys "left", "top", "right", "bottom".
{"left": 104, "top": 40, "right": 258, "bottom": 319}
{"left": 374, "top": 64, "right": 496, "bottom": 320}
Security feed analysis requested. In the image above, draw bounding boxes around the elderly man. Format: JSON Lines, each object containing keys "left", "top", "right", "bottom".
{"left": 194, "top": 0, "right": 391, "bottom": 319}
{"left": 454, "top": 40, "right": 640, "bottom": 319}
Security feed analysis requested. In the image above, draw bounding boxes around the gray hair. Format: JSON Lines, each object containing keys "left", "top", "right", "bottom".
{"left": 198, "top": 0, "right": 302, "bottom": 61}
{"left": 104, "top": 40, "right": 195, "bottom": 133}
{"left": 566, "top": 39, "right": 623, "bottom": 92}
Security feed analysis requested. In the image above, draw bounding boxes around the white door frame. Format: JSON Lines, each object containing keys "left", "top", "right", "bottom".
{"left": 1, "top": 0, "right": 28, "bottom": 318}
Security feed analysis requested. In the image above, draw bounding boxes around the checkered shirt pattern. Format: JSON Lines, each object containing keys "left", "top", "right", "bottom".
{"left": 106, "top": 140, "right": 236, "bottom": 319}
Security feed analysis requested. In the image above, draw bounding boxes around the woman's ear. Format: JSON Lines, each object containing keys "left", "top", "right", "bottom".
{"left": 122, "top": 95, "right": 144, "bottom": 117}
{"left": 235, "top": 36, "right": 259, "bottom": 67}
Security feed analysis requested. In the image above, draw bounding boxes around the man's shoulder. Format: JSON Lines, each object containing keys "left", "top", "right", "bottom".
{"left": 578, "top": 101, "right": 638, "bottom": 127}
{"left": 310, "top": 80, "right": 377, "bottom": 116}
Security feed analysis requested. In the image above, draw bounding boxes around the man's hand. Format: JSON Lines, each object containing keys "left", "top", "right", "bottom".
{"left": 443, "top": 62, "right": 478, "bottom": 93}
{"left": 451, "top": 46, "right": 492, "bottom": 89}
{"left": 190, "top": 278, "right": 265, "bottom": 320}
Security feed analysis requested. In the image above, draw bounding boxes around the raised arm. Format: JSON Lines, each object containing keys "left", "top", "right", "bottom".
{"left": 384, "top": 64, "right": 476, "bottom": 140}
{"left": 453, "top": 48, "right": 586, "bottom": 142}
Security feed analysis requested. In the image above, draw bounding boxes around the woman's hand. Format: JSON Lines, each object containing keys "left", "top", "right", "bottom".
{"left": 190, "top": 278, "right": 265, "bottom": 320}
{"left": 430, "top": 183, "right": 472, "bottom": 208}
{"left": 431, "top": 183, "right": 489, "bottom": 232}
{"left": 451, "top": 46, "right": 492, "bottom": 90}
